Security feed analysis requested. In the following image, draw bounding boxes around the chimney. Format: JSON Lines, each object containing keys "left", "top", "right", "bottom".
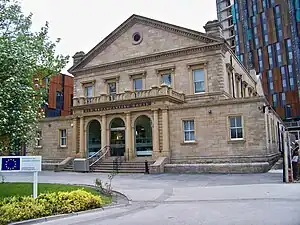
{"left": 203, "top": 20, "right": 223, "bottom": 39}
{"left": 72, "top": 51, "right": 85, "bottom": 65}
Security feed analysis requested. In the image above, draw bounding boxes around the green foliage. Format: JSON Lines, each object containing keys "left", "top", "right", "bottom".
{"left": 95, "top": 172, "right": 117, "bottom": 196}
{"left": 0, "top": 0, "right": 69, "bottom": 154}
{"left": 0, "top": 183, "right": 103, "bottom": 200}
{"left": 0, "top": 190, "right": 103, "bottom": 225}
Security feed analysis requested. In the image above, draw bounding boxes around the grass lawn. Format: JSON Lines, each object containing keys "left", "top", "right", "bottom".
{"left": 0, "top": 182, "right": 112, "bottom": 205}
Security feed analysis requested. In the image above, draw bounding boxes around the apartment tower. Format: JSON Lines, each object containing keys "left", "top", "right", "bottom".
{"left": 217, "top": 0, "right": 300, "bottom": 138}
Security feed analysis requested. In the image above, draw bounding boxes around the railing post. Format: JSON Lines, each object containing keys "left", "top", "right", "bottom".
{"left": 145, "top": 160, "right": 149, "bottom": 174}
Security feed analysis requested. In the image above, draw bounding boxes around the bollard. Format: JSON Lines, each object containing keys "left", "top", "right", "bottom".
{"left": 145, "top": 160, "right": 149, "bottom": 174}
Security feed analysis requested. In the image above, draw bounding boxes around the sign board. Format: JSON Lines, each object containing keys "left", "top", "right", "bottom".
{"left": 0, "top": 156, "right": 42, "bottom": 172}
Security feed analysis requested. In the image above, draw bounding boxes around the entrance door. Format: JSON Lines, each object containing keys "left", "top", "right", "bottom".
{"left": 110, "top": 118, "right": 126, "bottom": 156}
{"left": 135, "top": 116, "right": 153, "bottom": 156}
{"left": 87, "top": 120, "right": 101, "bottom": 157}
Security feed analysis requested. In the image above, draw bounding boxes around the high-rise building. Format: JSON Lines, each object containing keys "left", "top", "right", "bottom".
{"left": 217, "top": 0, "right": 300, "bottom": 138}
{"left": 216, "top": 0, "right": 236, "bottom": 52}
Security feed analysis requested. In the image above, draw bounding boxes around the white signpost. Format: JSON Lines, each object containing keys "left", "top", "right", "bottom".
{"left": 0, "top": 156, "right": 42, "bottom": 199}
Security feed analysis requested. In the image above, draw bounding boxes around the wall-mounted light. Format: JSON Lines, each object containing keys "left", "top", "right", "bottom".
{"left": 258, "top": 105, "right": 271, "bottom": 114}
{"left": 208, "top": 109, "right": 212, "bottom": 114}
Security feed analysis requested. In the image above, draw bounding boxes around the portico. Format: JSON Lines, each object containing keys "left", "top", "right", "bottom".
{"left": 73, "top": 85, "right": 179, "bottom": 160}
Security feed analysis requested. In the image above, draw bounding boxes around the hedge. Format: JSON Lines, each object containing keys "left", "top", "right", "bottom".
{"left": 0, "top": 190, "right": 103, "bottom": 225}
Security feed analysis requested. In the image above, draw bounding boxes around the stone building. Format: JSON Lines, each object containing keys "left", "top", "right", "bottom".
{"left": 36, "top": 15, "right": 284, "bottom": 173}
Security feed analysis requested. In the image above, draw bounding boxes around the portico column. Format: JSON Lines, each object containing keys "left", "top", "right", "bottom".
{"left": 152, "top": 109, "right": 159, "bottom": 157}
{"left": 101, "top": 115, "right": 107, "bottom": 149}
{"left": 72, "top": 117, "right": 77, "bottom": 155}
{"left": 162, "top": 109, "right": 170, "bottom": 157}
{"left": 126, "top": 113, "right": 133, "bottom": 160}
{"left": 79, "top": 116, "right": 85, "bottom": 158}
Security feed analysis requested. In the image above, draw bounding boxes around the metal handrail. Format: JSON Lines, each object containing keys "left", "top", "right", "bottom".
{"left": 89, "top": 145, "right": 110, "bottom": 167}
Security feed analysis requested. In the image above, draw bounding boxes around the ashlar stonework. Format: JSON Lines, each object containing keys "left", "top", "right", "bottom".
{"left": 36, "top": 15, "right": 283, "bottom": 173}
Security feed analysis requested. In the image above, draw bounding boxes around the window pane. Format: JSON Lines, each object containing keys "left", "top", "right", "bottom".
{"left": 194, "top": 81, "right": 205, "bottom": 93}
{"left": 134, "top": 79, "right": 143, "bottom": 91}
{"left": 61, "top": 129, "right": 66, "bottom": 138}
{"left": 184, "top": 121, "right": 189, "bottom": 130}
{"left": 85, "top": 86, "right": 93, "bottom": 97}
{"left": 62, "top": 138, "right": 66, "bottom": 146}
{"left": 161, "top": 74, "right": 172, "bottom": 85}
{"left": 190, "top": 131, "right": 195, "bottom": 141}
{"left": 237, "top": 128, "right": 243, "bottom": 138}
{"left": 193, "top": 69, "right": 205, "bottom": 82}
{"left": 184, "top": 132, "right": 189, "bottom": 141}
{"left": 230, "top": 129, "right": 237, "bottom": 139}
{"left": 230, "top": 118, "right": 236, "bottom": 127}
{"left": 236, "top": 116, "right": 242, "bottom": 127}
{"left": 108, "top": 82, "right": 116, "bottom": 94}
{"left": 190, "top": 121, "right": 194, "bottom": 130}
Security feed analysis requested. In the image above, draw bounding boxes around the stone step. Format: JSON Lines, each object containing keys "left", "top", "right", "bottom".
{"left": 91, "top": 169, "right": 145, "bottom": 173}
{"left": 272, "top": 158, "right": 283, "bottom": 170}
{"left": 42, "top": 158, "right": 64, "bottom": 163}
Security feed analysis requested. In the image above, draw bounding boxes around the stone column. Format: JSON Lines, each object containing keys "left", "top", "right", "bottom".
{"left": 101, "top": 115, "right": 107, "bottom": 149}
{"left": 79, "top": 116, "right": 85, "bottom": 158}
{"left": 162, "top": 109, "right": 170, "bottom": 157}
{"left": 152, "top": 109, "right": 160, "bottom": 158}
{"left": 126, "top": 113, "right": 133, "bottom": 160}
{"left": 72, "top": 117, "right": 77, "bottom": 155}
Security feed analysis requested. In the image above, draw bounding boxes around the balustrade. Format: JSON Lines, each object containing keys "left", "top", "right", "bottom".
{"left": 73, "top": 85, "right": 185, "bottom": 106}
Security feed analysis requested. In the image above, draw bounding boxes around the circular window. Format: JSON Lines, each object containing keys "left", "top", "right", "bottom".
{"left": 132, "top": 32, "right": 143, "bottom": 45}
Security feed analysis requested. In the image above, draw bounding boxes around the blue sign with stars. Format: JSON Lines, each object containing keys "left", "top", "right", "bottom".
{"left": 1, "top": 157, "right": 21, "bottom": 171}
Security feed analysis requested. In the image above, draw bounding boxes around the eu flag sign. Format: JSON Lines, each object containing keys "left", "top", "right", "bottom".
{"left": 1, "top": 157, "right": 21, "bottom": 171}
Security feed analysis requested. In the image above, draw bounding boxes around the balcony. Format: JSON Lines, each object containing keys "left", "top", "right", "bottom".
{"left": 73, "top": 85, "right": 185, "bottom": 108}
{"left": 285, "top": 121, "right": 300, "bottom": 129}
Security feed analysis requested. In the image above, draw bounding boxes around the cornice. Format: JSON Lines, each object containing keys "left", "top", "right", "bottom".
{"left": 128, "top": 70, "right": 147, "bottom": 79}
{"left": 136, "top": 17, "right": 219, "bottom": 44}
{"left": 73, "top": 43, "right": 224, "bottom": 76}
{"left": 69, "top": 15, "right": 222, "bottom": 73}
{"left": 103, "top": 75, "right": 120, "bottom": 83}
{"left": 169, "top": 96, "right": 265, "bottom": 111}
{"left": 155, "top": 66, "right": 176, "bottom": 74}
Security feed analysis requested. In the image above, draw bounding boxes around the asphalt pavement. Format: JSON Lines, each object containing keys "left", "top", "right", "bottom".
{"left": 3, "top": 170, "right": 300, "bottom": 225}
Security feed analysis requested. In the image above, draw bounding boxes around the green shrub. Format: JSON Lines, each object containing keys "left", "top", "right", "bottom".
{"left": 0, "top": 190, "right": 103, "bottom": 225}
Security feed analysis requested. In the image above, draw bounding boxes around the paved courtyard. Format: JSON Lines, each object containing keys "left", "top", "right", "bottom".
{"left": 2, "top": 170, "right": 300, "bottom": 225}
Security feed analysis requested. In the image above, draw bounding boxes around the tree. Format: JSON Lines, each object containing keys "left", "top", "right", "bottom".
{"left": 0, "top": 0, "right": 69, "bottom": 155}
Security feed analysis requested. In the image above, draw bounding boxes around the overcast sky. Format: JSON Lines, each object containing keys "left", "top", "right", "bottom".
{"left": 20, "top": 0, "right": 217, "bottom": 74}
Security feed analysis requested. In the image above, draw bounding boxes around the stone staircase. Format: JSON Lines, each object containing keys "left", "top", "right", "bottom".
{"left": 272, "top": 157, "right": 283, "bottom": 170}
{"left": 62, "top": 159, "right": 75, "bottom": 172}
{"left": 90, "top": 157, "right": 154, "bottom": 173}
{"left": 42, "top": 158, "right": 65, "bottom": 170}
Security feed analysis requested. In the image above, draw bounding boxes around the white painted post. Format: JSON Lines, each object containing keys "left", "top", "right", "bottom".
{"left": 33, "top": 171, "right": 38, "bottom": 199}
{"left": 283, "top": 131, "right": 289, "bottom": 183}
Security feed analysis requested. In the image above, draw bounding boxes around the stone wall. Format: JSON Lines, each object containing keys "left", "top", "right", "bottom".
{"left": 168, "top": 97, "right": 281, "bottom": 164}
{"left": 74, "top": 50, "right": 226, "bottom": 98}
{"left": 85, "top": 23, "right": 204, "bottom": 67}
{"left": 34, "top": 116, "right": 74, "bottom": 159}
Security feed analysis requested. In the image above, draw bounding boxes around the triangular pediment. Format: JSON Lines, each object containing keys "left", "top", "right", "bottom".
{"left": 69, "top": 14, "right": 223, "bottom": 73}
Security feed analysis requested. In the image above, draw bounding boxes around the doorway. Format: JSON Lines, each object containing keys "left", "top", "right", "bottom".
{"left": 135, "top": 115, "right": 153, "bottom": 156}
{"left": 86, "top": 120, "right": 101, "bottom": 157}
{"left": 110, "top": 118, "right": 125, "bottom": 156}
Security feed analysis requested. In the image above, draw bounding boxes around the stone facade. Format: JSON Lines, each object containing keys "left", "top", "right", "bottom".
{"left": 34, "top": 116, "right": 74, "bottom": 159}
{"left": 37, "top": 14, "right": 284, "bottom": 173}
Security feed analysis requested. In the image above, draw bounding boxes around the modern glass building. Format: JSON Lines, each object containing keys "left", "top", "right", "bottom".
{"left": 217, "top": 0, "right": 300, "bottom": 138}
